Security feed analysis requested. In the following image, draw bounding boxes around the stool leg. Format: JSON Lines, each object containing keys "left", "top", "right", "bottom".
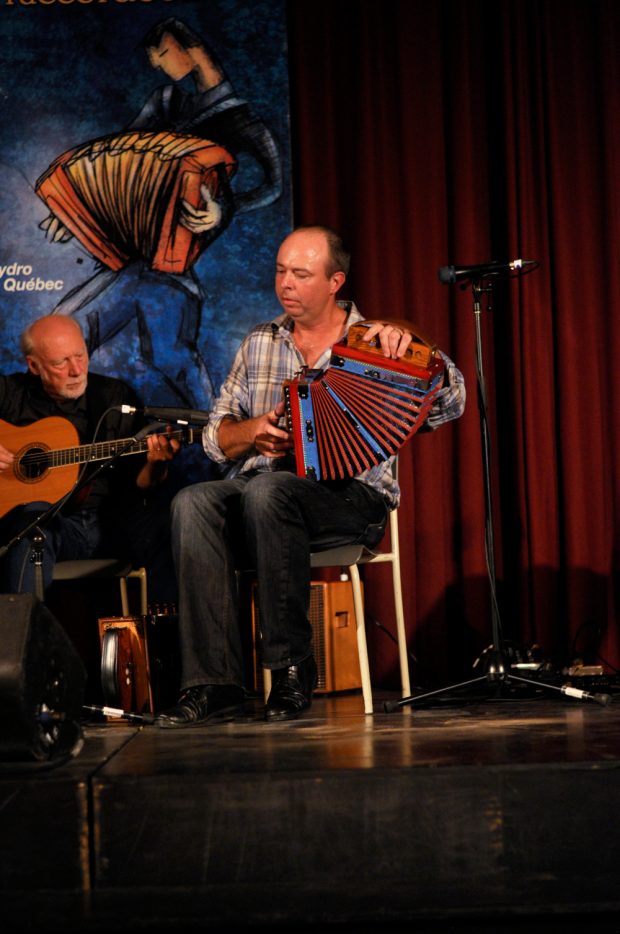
{"left": 349, "top": 564, "right": 373, "bottom": 714}
{"left": 392, "top": 562, "right": 411, "bottom": 698}
{"left": 262, "top": 669, "right": 272, "bottom": 703}
{"left": 119, "top": 568, "right": 148, "bottom": 617}
{"left": 119, "top": 578, "right": 130, "bottom": 617}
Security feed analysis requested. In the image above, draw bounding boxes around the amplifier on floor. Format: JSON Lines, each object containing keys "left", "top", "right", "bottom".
{"left": 251, "top": 580, "right": 362, "bottom": 694}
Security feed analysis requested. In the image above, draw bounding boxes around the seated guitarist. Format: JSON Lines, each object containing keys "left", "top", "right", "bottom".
{"left": 0, "top": 314, "right": 181, "bottom": 601}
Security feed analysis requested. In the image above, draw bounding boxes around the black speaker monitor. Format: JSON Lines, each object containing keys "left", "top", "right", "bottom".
{"left": 0, "top": 594, "right": 86, "bottom": 762}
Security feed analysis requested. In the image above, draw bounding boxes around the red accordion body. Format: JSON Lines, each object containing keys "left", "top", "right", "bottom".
{"left": 35, "top": 130, "right": 237, "bottom": 274}
{"left": 283, "top": 322, "right": 445, "bottom": 481}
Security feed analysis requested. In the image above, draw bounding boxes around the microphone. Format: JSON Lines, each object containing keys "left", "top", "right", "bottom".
{"left": 438, "top": 259, "right": 538, "bottom": 284}
{"left": 83, "top": 704, "right": 155, "bottom": 724}
{"left": 116, "top": 405, "right": 210, "bottom": 425}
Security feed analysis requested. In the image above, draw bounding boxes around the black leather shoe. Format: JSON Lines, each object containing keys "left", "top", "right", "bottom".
{"left": 156, "top": 684, "right": 246, "bottom": 728}
{"left": 265, "top": 655, "right": 318, "bottom": 722}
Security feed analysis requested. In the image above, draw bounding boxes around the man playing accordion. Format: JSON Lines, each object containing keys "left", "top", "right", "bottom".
{"left": 156, "top": 225, "right": 466, "bottom": 727}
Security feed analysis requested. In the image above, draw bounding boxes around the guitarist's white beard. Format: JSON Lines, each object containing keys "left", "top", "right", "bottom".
{"left": 44, "top": 374, "right": 88, "bottom": 403}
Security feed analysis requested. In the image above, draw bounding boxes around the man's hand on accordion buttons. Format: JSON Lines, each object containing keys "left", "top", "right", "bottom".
{"left": 255, "top": 400, "right": 293, "bottom": 459}
{"left": 39, "top": 213, "right": 73, "bottom": 244}
{"left": 363, "top": 321, "right": 412, "bottom": 359}
{"left": 180, "top": 183, "right": 223, "bottom": 234}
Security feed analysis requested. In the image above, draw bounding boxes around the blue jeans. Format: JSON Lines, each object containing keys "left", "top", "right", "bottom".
{"left": 170, "top": 470, "right": 389, "bottom": 689}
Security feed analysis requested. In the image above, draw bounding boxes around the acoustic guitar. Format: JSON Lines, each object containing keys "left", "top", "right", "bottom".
{"left": 0, "top": 416, "right": 201, "bottom": 518}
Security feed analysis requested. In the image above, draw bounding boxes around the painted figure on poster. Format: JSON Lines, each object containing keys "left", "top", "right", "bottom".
{"left": 38, "top": 17, "right": 283, "bottom": 409}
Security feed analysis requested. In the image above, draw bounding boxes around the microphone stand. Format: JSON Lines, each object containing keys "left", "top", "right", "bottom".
{"left": 385, "top": 277, "right": 611, "bottom": 712}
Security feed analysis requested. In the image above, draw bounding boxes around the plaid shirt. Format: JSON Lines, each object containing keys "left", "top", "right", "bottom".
{"left": 204, "top": 303, "right": 466, "bottom": 508}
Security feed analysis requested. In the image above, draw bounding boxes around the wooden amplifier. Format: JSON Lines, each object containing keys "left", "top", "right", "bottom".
{"left": 251, "top": 580, "right": 362, "bottom": 695}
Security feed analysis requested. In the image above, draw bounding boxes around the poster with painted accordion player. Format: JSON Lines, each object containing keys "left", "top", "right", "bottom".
{"left": 0, "top": 0, "right": 292, "bottom": 474}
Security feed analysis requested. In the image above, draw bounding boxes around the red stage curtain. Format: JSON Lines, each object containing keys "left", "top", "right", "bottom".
{"left": 287, "top": 0, "right": 620, "bottom": 686}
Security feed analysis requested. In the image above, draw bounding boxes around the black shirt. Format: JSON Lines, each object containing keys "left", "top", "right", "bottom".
{"left": 0, "top": 371, "right": 147, "bottom": 515}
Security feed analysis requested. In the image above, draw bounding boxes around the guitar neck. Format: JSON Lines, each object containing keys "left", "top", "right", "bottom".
{"left": 47, "top": 427, "right": 201, "bottom": 468}
{"left": 0, "top": 419, "right": 204, "bottom": 522}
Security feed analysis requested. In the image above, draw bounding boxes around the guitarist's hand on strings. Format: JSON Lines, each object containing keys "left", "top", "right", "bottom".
{"left": 0, "top": 441, "right": 15, "bottom": 473}
{"left": 136, "top": 428, "right": 182, "bottom": 490}
{"left": 146, "top": 429, "right": 181, "bottom": 463}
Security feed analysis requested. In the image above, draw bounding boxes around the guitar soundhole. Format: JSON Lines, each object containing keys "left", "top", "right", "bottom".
{"left": 16, "top": 445, "right": 50, "bottom": 483}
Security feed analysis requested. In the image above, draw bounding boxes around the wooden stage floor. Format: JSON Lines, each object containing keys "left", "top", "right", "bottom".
{"left": 3, "top": 685, "right": 620, "bottom": 934}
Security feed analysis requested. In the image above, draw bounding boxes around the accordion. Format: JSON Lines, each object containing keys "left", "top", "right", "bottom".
{"left": 283, "top": 321, "right": 446, "bottom": 481}
{"left": 35, "top": 130, "right": 237, "bottom": 274}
